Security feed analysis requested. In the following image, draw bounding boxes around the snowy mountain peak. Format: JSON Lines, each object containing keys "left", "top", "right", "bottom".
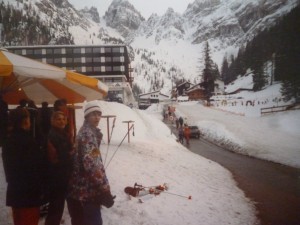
{"left": 104, "top": 0, "right": 145, "bottom": 37}
{"left": 79, "top": 6, "right": 100, "bottom": 23}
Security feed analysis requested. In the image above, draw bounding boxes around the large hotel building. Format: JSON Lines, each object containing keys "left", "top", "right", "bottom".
{"left": 5, "top": 45, "right": 135, "bottom": 104}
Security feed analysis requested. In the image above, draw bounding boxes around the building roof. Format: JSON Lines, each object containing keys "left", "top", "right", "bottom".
{"left": 176, "top": 81, "right": 194, "bottom": 88}
{"left": 6, "top": 44, "right": 128, "bottom": 48}
{"left": 139, "top": 90, "right": 169, "bottom": 98}
{"left": 186, "top": 83, "right": 204, "bottom": 93}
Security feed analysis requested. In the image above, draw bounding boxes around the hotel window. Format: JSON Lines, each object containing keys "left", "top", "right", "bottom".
{"left": 93, "top": 47, "right": 101, "bottom": 53}
{"left": 112, "top": 47, "right": 120, "bottom": 53}
{"left": 54, "top": 58, "right": 62, "bottom": 63}
{"left": 105, "top": 57, "right": 112, "bottom": 62}
{"left": 66, "top": 58, "right": 73, "bottom": 63}
{"left": 93, "top": 57, "right": 101, "bottom": 63}
{"left": 112, "top": 56, "right": 123, "bottom": 63}
{"left": 101, "top": 66, "right": 105, "bottom": 72}
{"left": 101, "top": 57, "right": 105, "bottom": 63}
{"left": 105, "top": 47, "right": 112, "bottom": 53}
{"left": 94, "top": 67, "right": 101, "bottom": 72}
{"left": 100, "top": 47, "right": 105, "bottom": 53}
{"left": 34, "top": 49, "right": 42, "bottom": 55}
{"left": 74, "top": 48, "right": 81, "bottom": 54}
{"left": 62, "top": 58, "right": 66, "bottom": 63}
{"left": 74, "top": 57, "right": 81, "bottom": 63}
{"left": 26, "top": 49, "right": 33, "bottom": 55}
{"left": 113, "top": 57, "right": 120, "bottom": 62}
{"left": 113, "top": 66, "right": 121, "bottom": 71}
{"left": 14, "top": 49, "right": 22, "bottom": 55}
{"left": 120, "top": 47, "right": 124, "bottom": 53}
{"left": 121, "top": 65, "right": 125, "bottom": 71}
{"left": 66, "top": 48, "right": 73, "bottom": 54}
{"left": 86, "top": 67, "right": 93, "bottom": 72}
{"left": 46, "top": 49, "right": 53, "bottom": 54}
{"left": 82, "top": 66, "right": 86, "bottom": 73}
{"left": 85, "top": 48, "right": 92, "bottom": 53}
{"left": 54, "top": 48, "right": 62, "bottom": 54}
{"left": 86, "top": 57, "right": 93, "bottom": 63}
{"left": 105, "top": 66, "right": 112, "bottom": 72}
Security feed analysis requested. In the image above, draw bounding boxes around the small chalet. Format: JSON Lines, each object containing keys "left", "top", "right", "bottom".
{"left": 139, "top": 90, "right": 169, "bottom": 109}
{"left": 185, "top": 84, "right": 206, "bottom": 101}
{"left": 175, "top": 81, "right": 194, "bottom": 97}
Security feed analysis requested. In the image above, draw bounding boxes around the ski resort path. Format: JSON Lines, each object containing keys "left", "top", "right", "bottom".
{"left": 167, "top": 122, "right": 300, "bottom": 225}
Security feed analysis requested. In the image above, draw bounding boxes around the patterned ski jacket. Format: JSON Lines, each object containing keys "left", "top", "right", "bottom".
{"left": 68, "top": 121, "right": 110, "bottom": 202}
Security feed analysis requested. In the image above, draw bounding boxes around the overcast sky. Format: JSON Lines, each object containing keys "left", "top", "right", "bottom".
{"left": 68, "top": 0, "right": 194, "bottom": 19}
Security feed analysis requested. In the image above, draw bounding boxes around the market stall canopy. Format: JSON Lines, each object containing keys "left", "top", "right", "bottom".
{"left": 0, "top": 49, "right": 108, "bottom": 105}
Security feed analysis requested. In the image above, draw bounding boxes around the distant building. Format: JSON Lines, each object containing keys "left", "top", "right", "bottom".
{"left": 214, "top": 79, "right": 225, "bottom": 95}
{"left": 5, "top": 45, "right": 135, "bottom": 104}
{"left": 175, "top": 81, "right": 194, "bottom": 97}
{"left": 139, "top": 90, "right": 169, "bottom": 109}
{"left": 185, "top": 84, "right": 205, "bottom": 101}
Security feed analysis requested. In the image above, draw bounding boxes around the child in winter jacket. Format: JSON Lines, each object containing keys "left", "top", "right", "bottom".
{"left": 67, "top": 101, "right": 115, "bottom": 225}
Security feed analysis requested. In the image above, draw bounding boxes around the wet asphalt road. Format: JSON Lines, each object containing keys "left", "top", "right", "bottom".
{"left": 168, "top": 124, "right": 300, "bottom": 225}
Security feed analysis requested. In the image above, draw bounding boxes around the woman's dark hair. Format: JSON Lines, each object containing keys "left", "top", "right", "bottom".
{"left": 9, "top": 108, "right": 30, "bottom": 131}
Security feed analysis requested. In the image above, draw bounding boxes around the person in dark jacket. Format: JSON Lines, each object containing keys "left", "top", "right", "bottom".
{"left": 2, "top": 107, "right": 44, "bottom": 225}
{"left": 0, "top": 94, "right": 8, "bottom": 146}
{"left": 39, "top": 101, "right": 52, "bottom": 146}
{"left": 45, "top": 111, "right": 74, "bottom": 225}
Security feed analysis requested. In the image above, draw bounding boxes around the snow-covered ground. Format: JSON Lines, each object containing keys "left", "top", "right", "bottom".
{"left": 1, "top": 86, "right": 299, "bottom": 224}
{"left": 1, "top": 100, "right": 259, "bottom": 225}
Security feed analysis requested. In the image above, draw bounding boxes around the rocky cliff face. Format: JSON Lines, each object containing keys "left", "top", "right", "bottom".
{"left": 79, "top": 6, "right": 100, "bottom": 23}
{"left": 104, "top": 0, "right": 145, "bottom": 37}
{"left": 2, "top": 0, "right": 299, "bottom": 93}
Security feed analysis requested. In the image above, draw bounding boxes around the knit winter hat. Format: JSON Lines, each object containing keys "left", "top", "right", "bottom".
{"left": 84, "top": 101, "right": 102, "bottom": 118}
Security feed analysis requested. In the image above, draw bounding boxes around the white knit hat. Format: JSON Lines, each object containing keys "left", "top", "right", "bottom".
{"left": 84, "top": 101, "right": 102, "bottom": 117}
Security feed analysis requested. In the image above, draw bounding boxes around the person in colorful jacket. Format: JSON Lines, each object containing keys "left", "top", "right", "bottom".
{"left": 67, "top": 101, "right": 115, "bottom": 225}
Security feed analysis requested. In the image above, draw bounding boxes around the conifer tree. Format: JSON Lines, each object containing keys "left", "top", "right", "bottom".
{"left": 221, "top": 57, "right": 229, "bottom": 84}
{"left": 200, "top": 41, "right": 218, "bottom": 103}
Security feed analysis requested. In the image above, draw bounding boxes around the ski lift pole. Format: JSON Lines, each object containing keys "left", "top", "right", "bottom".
{"left": 105, "top": 123, "right": 135, "bottom": 170}
{"left": 102, "top": 115, "right": 116, "bottom": 166}
{"left": 122, "top": 120, "right": 135, "bottom": 143}
{"left": 102, "top": 115, "right": 116, "bottom": 144}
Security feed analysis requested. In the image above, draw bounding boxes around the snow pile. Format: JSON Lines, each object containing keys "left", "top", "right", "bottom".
{"left": 175, "top": 101, "right": 300, "bottom": 168}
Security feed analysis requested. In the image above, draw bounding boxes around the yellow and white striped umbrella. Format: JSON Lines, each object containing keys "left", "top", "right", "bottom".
{"left": 0, "top": 49, "right": 108, "bottom": 105}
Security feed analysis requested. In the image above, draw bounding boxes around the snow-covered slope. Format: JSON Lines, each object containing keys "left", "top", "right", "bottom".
{"left": 0, "top": 101, "right": 258, "bottom": 225}
{"left": 2, "top": 0, "right": 299, "bottom": 93}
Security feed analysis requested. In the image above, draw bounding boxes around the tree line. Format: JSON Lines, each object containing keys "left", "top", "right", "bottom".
{"left": 219, "top": 5, "right": 300, "bottom": 101}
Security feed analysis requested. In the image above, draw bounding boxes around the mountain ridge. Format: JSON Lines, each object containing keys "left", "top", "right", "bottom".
{"left": 1, "top": 0, "right": 298, "bottom": 94}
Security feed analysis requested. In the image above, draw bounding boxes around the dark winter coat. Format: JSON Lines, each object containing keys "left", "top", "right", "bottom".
{"left": 47, "top": 127, "right": 73, "bottom": 196}
{"left": 178, "top": 117, "right": 184, "bottom": 126}
{"left": 2, "top": 128, "right": 45, "bottom": 208}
